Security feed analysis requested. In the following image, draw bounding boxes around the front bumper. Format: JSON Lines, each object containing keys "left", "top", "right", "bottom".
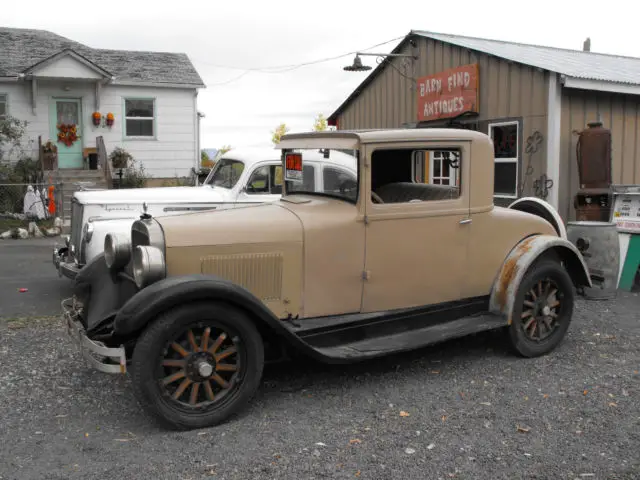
{"left": 62, "top": 297, "right": 127, "bottom": 374}
{"left": 53, "top": 247, "right": 82, "bottom": 280}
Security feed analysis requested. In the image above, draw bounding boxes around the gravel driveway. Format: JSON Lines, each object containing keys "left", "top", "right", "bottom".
{"left": 1, "top": 290, "right": 639, "bottom": 480}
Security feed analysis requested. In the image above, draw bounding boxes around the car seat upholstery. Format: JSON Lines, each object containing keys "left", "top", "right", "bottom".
{"left": 374, "top": 182, "right": 458, "bottom": 203}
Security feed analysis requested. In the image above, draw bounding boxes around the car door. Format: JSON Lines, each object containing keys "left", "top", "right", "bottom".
{"left": 235, "top": 162, "right": 284, "bottom": 204}
{"left": 361, "top": 142, "right": 471, "bottom": 313}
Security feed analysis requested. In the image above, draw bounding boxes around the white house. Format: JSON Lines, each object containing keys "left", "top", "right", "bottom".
{"left": 0, "top": 26, "right": 205, "bottom": 183}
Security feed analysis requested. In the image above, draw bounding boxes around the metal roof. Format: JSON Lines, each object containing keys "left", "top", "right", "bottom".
{"left": 414, "top": 30, "right": 640, "bottom": 85}
{"left": 328, "top": 30, "right": 640, "bottom": 122}
{"left": 0, "top": 27, "right": 205, "bottom": 87}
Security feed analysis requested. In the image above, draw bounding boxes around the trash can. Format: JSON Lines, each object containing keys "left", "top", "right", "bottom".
{"left": 566, "top": 221, "right": 620, "bottom": 300}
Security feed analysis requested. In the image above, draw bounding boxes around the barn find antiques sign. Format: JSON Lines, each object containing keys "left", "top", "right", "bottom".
{"left": 417, "top": 63, "right": 479, "bottom": 122}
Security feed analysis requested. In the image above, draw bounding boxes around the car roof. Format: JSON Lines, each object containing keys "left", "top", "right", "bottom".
{"left": 220, "top": 146, "right": 357, "bottom": 171}
{"left": 277, "top": 128, "right": 493, "bottom": 150}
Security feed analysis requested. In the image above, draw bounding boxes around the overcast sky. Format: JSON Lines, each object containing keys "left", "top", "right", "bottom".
{"left": 4, "top": 0, "right": 640, "bottom": 150}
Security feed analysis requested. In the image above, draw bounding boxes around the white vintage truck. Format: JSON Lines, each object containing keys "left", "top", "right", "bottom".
{"left": 53, "top": 147, "right": 357, "bottom": 280}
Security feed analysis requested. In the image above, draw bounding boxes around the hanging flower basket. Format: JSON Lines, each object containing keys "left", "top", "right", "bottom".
{"left": 57, "top": 123, "right": 80, "bottom": 147}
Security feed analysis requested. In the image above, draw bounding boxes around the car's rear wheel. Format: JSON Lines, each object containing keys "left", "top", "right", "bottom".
{"left": 507, "top": 259, "right": 575, "bottom": 357}
{"left": 130, "top": 301, "right": 264, "bottom": 430}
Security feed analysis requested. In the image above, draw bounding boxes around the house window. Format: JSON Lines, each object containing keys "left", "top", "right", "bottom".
{"left": 489, "top": 121, "right": 519, "bottom": 198}
{"left": 429, "top": 150, "right": 459, "bottom": 186}
{"left": 124, "top": 98, "right": 155, "bottom": 137}
{"left": 0, "top": 94, "right": 7, "bottom": 118}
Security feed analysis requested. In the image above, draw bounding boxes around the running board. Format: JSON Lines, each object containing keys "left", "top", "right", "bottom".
{"left": 311, "top": 313, "right": 507, "bottom": 361}
{"left": 280, "top": 298, "right": 508, "bottom": 363}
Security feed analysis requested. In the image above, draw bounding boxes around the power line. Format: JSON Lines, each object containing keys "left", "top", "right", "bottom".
{"left": 198, "top": 34, "right": 405, "bottom": 86}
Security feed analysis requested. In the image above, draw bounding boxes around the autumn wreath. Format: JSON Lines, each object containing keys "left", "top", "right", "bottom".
{"left": 57, "top": 123, "right": 79, "bottom": 147}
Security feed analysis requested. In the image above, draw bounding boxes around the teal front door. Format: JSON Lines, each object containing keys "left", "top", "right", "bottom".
{"left": 50, "top": 98, "right": 83, "bottom": 169}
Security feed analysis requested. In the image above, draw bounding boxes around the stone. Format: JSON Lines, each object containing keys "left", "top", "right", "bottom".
{"left": 44, "top": 227, "right": 61, "bottom": 237}
{"left": 53, "top": 217, "right": 63, "bottom": 228}
{"left": 0, "top": 230, "right": 11, "bottom": 240}
{"left": 17, "top": 228, "right": 28, "bottom": 239}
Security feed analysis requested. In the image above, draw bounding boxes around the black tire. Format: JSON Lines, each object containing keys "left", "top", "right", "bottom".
{"left": 130, "top": 301, "right": 264, "bottom": 430}
{"left": 508, "top": 259, "right": 575, "bottom": 358}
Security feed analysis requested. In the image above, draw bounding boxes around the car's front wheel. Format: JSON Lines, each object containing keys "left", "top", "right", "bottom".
{"left": 130, "top": 301, "right": 264, "bottom": 430}
{"left": 507, "top": 259, "right": 575, "bottom": 358}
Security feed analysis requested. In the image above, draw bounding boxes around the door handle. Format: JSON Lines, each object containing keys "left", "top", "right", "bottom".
{"left": 459, "top": 218, "right": 472, "bottom": 225}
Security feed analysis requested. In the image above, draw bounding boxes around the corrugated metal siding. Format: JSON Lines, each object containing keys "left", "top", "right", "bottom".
{"left": 336, "top": 36, "right": 549, "bottom": 199}
{"left": 559, "top": 89, "right": 640, "bottom": 221}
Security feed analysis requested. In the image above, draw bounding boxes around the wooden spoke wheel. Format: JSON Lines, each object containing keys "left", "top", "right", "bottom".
{"left": 160, "top": 325, "right": 242, "bottom": 409}
{"left": 131, "top": 302, "right": 264, "bottom": 430}
{"left": 508, "top": 259, "right": 575, "bottom": 358}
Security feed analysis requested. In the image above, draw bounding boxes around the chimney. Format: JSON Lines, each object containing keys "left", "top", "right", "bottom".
{"left": 583, "top": 37, "right": 591, "bottom": 52}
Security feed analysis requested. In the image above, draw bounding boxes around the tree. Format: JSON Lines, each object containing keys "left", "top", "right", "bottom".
{"left": 0, "top": 115, "right": 28, "bottom": 161}
{"left": 271, "top": 123, "right": 289, "bottom": 144}
{"left": 201, "top": 150, "right": 210, "bottom": 163}
{"left": 218, "top": 145, "right": 232, "bottom": 156}
{"left": 313, "top": 113, "right": 328, "bottom": 132}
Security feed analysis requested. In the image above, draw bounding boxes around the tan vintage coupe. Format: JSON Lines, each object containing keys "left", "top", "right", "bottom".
{"left": 63, "top": 128, "right": 591, "bottom": 430}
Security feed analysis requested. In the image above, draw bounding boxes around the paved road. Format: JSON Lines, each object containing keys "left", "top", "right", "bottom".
{"left": 0, "top": 238, "right": 74, "bottom": 319}
{"left": 0, "top": 240, "right": 639, "bottom": 479}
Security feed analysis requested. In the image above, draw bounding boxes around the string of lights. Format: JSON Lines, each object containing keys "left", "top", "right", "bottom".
{"left": 195, "top": 34, "right": 405, "bottom": 86}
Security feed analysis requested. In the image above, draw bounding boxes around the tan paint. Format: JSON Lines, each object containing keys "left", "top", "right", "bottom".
{"left": 159, "top": 203, "right": 304, "bottom": 318}
{"left": 156, "top": 128, "right": 562, "bottom": 322}
{"left": 464, "top": 207, "right": 556, "bottom": 299}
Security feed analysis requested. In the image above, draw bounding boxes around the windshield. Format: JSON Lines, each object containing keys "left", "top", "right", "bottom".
{"left": 203, "top": 158, "right": 245, "bottom": 188}
{"left": 283, "top": 148, "right": 359, "bottom": 203}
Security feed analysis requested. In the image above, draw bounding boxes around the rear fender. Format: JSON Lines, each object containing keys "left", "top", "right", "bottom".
{"left": 489, "top": 235, "right": 592, "bottom": 324}
{"left": 508, "top": 197, "right": 567, "bottom": 239}
{"left": 112, "top": 274, "right": 333, "bottom": 363}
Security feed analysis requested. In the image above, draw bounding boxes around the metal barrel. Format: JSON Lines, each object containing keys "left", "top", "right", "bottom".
{"left": 566, "top": 221, "right": 620, "bottom": 300}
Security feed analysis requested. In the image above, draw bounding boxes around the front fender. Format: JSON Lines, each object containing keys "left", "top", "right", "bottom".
{"left": 112, "top": 274, "right": 334, "bottom": 363}
{"left": 489, "top": 235, "right": 592, "bottom": 324}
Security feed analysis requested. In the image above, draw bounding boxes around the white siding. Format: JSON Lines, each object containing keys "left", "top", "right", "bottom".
{"left": 0, "top": 80, "right": 198, "bottom": 179}
{"left": 34, "top": 56, "right": 103, "bottom": 80}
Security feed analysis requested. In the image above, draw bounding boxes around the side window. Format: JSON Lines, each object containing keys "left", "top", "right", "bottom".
{"left": 323, "top": 166, "right": 357, "bottom": 200}
{"left": 302, "top": 164, "right": 315, "bottom": 191}
{"left": 371, "top": 148, "right": 461, "bottom": 204}
{"left": 246, "top": 165, "right": 284, "bottom": 194}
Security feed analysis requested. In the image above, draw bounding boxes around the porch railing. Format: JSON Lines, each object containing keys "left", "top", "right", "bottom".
{"left": 97, "top": 136, "right": 112, "bottom": 188}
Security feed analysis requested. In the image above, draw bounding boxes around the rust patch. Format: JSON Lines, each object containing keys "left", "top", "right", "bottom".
{"left": 495, "top": 237, "right": 537, "bottom": 311}
{"left": 496, "top": 257, "right": 519, "bottom": 310}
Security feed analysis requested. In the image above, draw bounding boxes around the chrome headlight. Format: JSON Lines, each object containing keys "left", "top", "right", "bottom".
{"left": 132, "top": 245, "right": 165, "bottom": 289}
{"left": 104, "top": 233, "right": 131, "bottom": 270}
{"left": 83, "top": 222, "right": 94, "bottom": 243}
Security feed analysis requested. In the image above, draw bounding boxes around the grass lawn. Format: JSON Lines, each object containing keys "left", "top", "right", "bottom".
{"left": 0, "top": 217, "right": 56, "bottom": 233}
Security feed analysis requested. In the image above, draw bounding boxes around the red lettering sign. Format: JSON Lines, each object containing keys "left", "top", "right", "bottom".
{"left": 285, "top": 153, "right": 303, "bottom": 182}
{"left": 416, "top": 63, "right": 479, "bottom": 122}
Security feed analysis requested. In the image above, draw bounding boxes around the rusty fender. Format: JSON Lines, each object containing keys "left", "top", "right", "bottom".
{"left": 488, "top": 234, "right": 592, "bottom": 324}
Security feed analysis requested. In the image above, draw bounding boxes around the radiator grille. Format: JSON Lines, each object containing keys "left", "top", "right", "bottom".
{"left": 201, "top": 252, "right": 283, "bottom": 301}
{"left": 70, "top": 201, "right": 84, "bottom": 263}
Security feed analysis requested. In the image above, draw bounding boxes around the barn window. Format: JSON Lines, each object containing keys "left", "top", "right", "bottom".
{"left": 124, "top": 98, "right": 155, "bottom": 137}
{"left": 489, "top": 121, "right": 519, "bottom": 198}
